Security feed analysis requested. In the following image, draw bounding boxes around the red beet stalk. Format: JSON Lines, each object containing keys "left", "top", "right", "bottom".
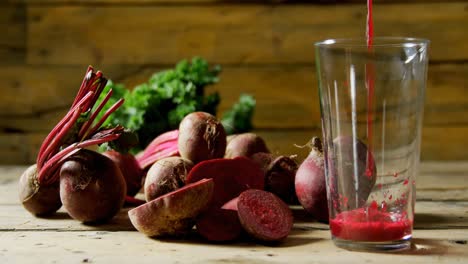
{"left": 35, "top": 66, "right": 125, "bottom": 186}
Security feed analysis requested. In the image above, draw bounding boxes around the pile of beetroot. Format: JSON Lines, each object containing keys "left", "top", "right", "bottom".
{"left": 19, "top": 67, "right": 377, "bottom": 244}
{"left": 128, "top": 111, "right": 348, "bottom": 243}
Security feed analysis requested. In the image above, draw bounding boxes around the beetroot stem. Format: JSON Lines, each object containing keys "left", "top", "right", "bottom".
{"left": 78, "top": 89, "right": 114, "bottom": 139}
{"left": 37, "top": 107, "right": 83, "bottom": 170}
{"left": 37, "top": 91, "right": 94, "bottom": 168}
{"left": 39, "top": 132, "right": 122, "bottom": 185}
{"left": 87, "top": 98, "right": 124, "bottom": 136}
{"left": 88, "top": 73, "right": 108, "bottom": 110}
{"left": 71, "top": 66, "right": 94, "bottom": 108}
{"left": 37, "top": 91, "right": 95, "bottom": 166}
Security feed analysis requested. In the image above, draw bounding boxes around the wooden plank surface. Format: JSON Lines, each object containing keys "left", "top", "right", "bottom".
{"left": 1, "top": 201, "right": 467, "bottom": 232}
{"left": 25, "top": 3, "right": 468, "bottom": 65}
{"left": 1, "top": 64, "right": 466, "bottom": 128}
{"left": 1, "top": 1, "right": 467, "bottom": 163}
{"left": 0, "top": 230, "right": 467, "bottom": 263}
{"left": 0, "top": 229, "right": 466, "bottom": 263}
{"left": 0, "top": 6, "right": 25, "bottom": 65}
{"left": 1, "top": 163, "right": 467, "bottom": 262}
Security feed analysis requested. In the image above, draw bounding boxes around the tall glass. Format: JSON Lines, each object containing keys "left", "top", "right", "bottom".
{"left": 315, "top": 38, "right": 429, "bottom": 251}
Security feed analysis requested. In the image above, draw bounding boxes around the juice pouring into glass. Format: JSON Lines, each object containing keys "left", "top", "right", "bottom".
{"left": 315, "top": 0, "right": 429, "bottom": 251}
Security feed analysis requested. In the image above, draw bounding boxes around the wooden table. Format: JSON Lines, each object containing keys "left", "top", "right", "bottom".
{"left": 1, "top": 162, "right": 467, "bottom": 263}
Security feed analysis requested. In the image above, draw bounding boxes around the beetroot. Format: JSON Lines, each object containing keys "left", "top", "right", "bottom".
{"left": 102, "top": 150, "right": 143, "bottom": 196}
{"left": 60, "top": 149, "right": 127, "bottom": 223}
{"left": 294, "top": 137, "right": 329, "bottom": 223}
{"left": 196, "top": 208, "right": 242, "bottom": 242}
{"left": 18, "top": 164, "right": 61, "bottom": 216}
{"left": 18, "top": 67, "right": 125, "bottom": 216}
{"left": 136, "top": 130, "right": 179, "bottom": 170}
{"left": 178, "top": 112, "right": 226, "bottom": 164}
{"left": 221, "top": 196, "right": 239, "bottom": 211}
{"left": 128, "top": 178, "right": 214, "bottom": 237}
{"left": 144, "top": 157, "right": 194, "bottom": 201}
{"left": 225, "top": 133, "right": 269, "bottom": 158}
{"left": 251, "top": 152, "right": 298, "bottom": 204}
{"left": 237, "top": 189, "right": 293, "bottom": 242}
{"left": 331, "top": 136, "right": 377, "bottom": 209}
{"left": 186, "top": 157, "right": 264, "bottom": 209}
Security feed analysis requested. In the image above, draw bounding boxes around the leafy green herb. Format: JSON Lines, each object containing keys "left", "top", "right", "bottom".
{"left": 96, "top": 57, "right": 256, "bottom": 153}
{"left": 221, "top": 94, "right": 256, "bottom": 135}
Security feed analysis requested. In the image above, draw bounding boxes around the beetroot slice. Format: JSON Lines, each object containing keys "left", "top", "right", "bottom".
{"left": 185, "top": 157, "right": 264, "bottom": 209}
{"left": 196, "top": 208, "right": 242, "bottom": 242}
{"left": 128, "top": 178, "right": 213, "bottom": 237}
{"left": 237, "top": 189, "right": 293, "bottom": 242}
{"left": 221, "top": 197, "right": 239, "bottom": 211}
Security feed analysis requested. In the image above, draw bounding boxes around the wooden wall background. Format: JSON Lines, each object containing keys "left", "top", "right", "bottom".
{"left": 0, "top": 0, "right": 467, "bottom": 164}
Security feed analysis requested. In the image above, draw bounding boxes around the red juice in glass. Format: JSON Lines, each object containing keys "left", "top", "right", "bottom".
{"left": 330, "top": 201, "right": 413, "bottom": 242}
{"left": 315, "top": 0, "right": 429, "bottom": 251}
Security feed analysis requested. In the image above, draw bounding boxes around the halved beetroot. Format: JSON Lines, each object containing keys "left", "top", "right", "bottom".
{"left": 185, "top": 157, "right": 264, "bottom": 209}
{"left": 128, "top": 178, "right": 213, "bottom": 237}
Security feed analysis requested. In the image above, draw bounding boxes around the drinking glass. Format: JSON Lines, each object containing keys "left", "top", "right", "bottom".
{"left": 315, "top": 37, "right": 429, "bottom": 251}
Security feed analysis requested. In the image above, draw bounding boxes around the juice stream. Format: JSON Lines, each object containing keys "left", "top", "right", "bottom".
{"left": 365, "top": 0, "right": 375, "bottom": 178}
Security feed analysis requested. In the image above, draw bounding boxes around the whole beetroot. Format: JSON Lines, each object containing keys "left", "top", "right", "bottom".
{"left": 144, "top": 157, "right": 194, "bottom": 202}
{"left": 251, "top": 152, "right": 298, "bottom": 204}
{"left": 60, "top": 149, "right": 127, "bottom": 223}
{"left": 178, "top": 112, "right": 226, "bottom": 164}
{"left": 102, "top": 150, "right": 143, "bottom": 197}
{"left": 331, "top": 135, "right": 377, "bottom": 209}
{"left": 18, "top": 164, "right": 62, "bottom": 216}
{"left": 294, "top": 137, "right": 329, "bottom": 223}
{"left": 225, "top": 133, "right": 269, "bottom": 158}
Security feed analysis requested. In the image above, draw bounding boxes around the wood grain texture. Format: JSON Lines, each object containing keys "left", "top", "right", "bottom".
{"left": 0, "top": 1, "right": 467, "bottom": 164}
{"left": 0, "top": 230, "right": 467, "bottom": 263}
{"left": 1, "top": 126, "right": 468, "bottom": 165}
{"left": 26, "top": 3, "right": 468, "bottom": 65}
{"left": 1, "top": 64, "right": 466, "bottom": 129}
{"left": 1, "top": 163, "right": 467, "bottom": 262}
{"left": 0, "top": 6, "right": 26, "bottom": 65}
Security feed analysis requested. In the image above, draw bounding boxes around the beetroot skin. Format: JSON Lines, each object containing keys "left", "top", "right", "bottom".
{"left": 102, "top": 150, "right": 143, "bottom": 197}
{"left": 178, "top": 112, "right": 227, "bottom": 164}
{"left": 225, "top": 133, "right": 269, "bottom": 158}
{"left": 18, "top": 164, "right": 62, "bottom": 216}
{"left": 144, "top": 157, "right": 194, "bottom": 202}
{"left": 128, "top": 178, "right": 214, "bottom": 237}
{"left": 237, "top": 189, "right": 293, "bottom": 242}
{"left": 186, "top": 157, "right": 264, "bottom": 209}
{"left": 60, "top": 149, "right": 127, "bottom": 223}
{"left": 294, "top": 138, "right": 329, "bottom": 223}
{"left": 251, "top": 152, "right": 298, "bottom": 204}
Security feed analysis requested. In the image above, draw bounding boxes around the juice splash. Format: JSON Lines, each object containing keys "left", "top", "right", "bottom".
{"left": 330, "top": 201, "right": 412, "bottom": 242}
